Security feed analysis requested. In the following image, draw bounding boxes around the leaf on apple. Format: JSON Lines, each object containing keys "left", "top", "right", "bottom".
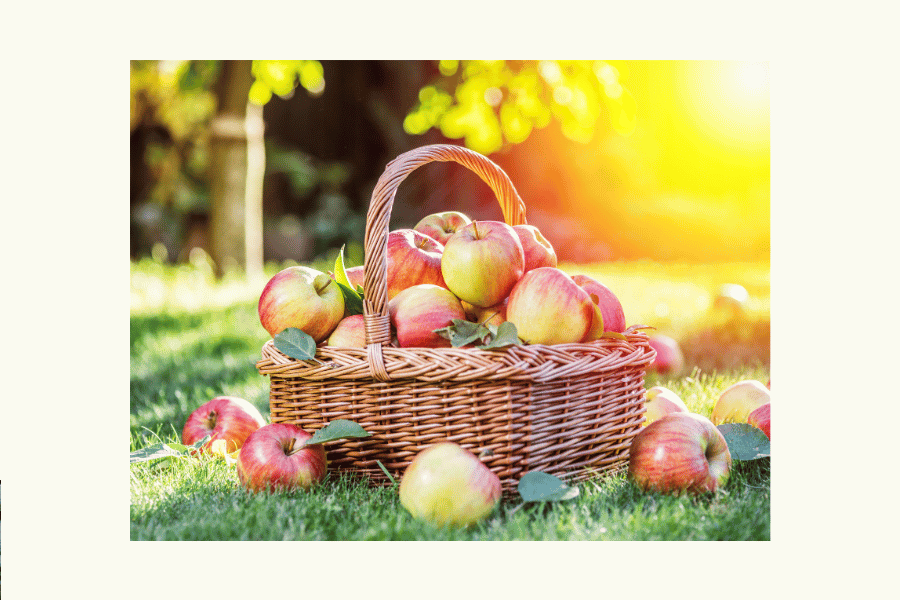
{"left": 717, "top": 423, "right": 771, "bottom": 461}
{"left": 600, "top": 331, "right": 628, "bottom": 341}
{"left": 274, "top": 327, "right": 319, "bottom": 361}
{"left": 517, "top": 471, "right": 580, "bottom": 503}
{"left": 434, "top": 319, "right": 488, "bottom": 348}
{"left": 334, "top": 244, "right": 364, "bottom": 316}
{"left": 478, "top": 321, "right": 523, "bottom": 350}
{"left": 305, "top": 419, "right": 372, "bottom": 447}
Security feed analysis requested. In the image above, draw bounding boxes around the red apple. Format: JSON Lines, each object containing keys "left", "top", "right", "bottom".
{"left": 747, "top": 402, "right": 771, "bottom": 440}
{"left": 643, "top": 386, "right": 689, "bottom": 427}
{"left": 325, "top": 314, "right": 367, "bottom": 348}
{"left": 628, "top": 412, "right": 732, "bottom": 495}
{"left": 182, "top": 396, "right": 267, "bottom": 455}
{"left": 571, "top": 274, "right": 627, "bottom": 337}
{"left": 461, "top": 298, "right": 507, "bottom": 328}
{"left": 343, "top": 265, "right": 365, "bottom": 291}
{"left": 413, "top": 211, "right": 472, "bottom": 245}
{"left": 513, "top": 224, "right": 557, "bottom": 273}
{"left": 506, "top": 267, "right": 595, "bottom": 345}
{"left": 386, "top": 229, "right": 446, "bottom": 300}
{"left": 399, "top": 442, "right": 502, "bottom": 527}
{"left": 647, "top": 335, "right": 685, "bottom": 375}
{"left": 388, "top": 284, "right": 466, "bottom": 348}
{"left": 258, "top": 265, "right": 345, "bottom": 341}
{"left": 236, "top": 423, "right": 328, "bottom": 493}
{"left": 711, "top": 380, "right": 770, "bottom": 425}
{"left": 440, "top": 220, "right": 524, "bottom": 308}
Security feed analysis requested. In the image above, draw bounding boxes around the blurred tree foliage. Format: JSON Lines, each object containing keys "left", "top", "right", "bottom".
{"left": 404, "top": 60, "right": 636, "bottom": 155}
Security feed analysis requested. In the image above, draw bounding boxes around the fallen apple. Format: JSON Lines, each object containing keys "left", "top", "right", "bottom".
{"left": 258, "top": 265, "right": 345, "bottom": 341}
{"left": 413, "top": 211, "right": 472, "bottom": 245}
{"left": 571, "top": 274, "right": 627, "bottom": 337}
{"left": 643, "top": 386, "right": 689, "bottom": 427}
{"left": 711, "top": 380, "right": 770, "bottom": 425}
{"left": 747, "top": 402, "right": 771, "bottom": 440}
{"left": 236, "top": 423, "right": 328, "bottom": 493}
{"left": 647, "top": 335, "right": 685, "bottom": 375}
{"left": 628, "top": 412, "right": 732, "bottom": 494}
{"left": 386, "top": 229, "right": 447, "bottom": 299}
{"left": 513, "top": 224, "right": 557, "bottom": 273}
{"left": 399, "top": 442, "right": 502, "bottom": 527}
{"left": 441, "top": 220, "right": 524, "bottom": 308}
{"left": 182, "top": 396, "right": 268, "bottom": 456}
{"left": 388, "top": 283, "right": 466, "bottom": 348}
{"left": 506, "top": 267, "right": 595, "bottom": 345}
{"left": 325, "top": 314, "right": 367, "bottom": 348}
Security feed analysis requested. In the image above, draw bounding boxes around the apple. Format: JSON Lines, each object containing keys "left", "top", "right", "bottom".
{"left": 713, "top": 283, "right": 750, "bottom": 315}
{"left": 399, "top": 442, "right": 502, "bottom": 527}
{"left": 388, "top": 284, "right": 466, "bottom": 348}
{"left": 461, "top": 298, "right": 507, "bottom": 328}
{"left": 236, "top": 423, "right": 328, "bottom": 493}
{"left": 571, "top": 274, "right": 626, "bottom": 337}
{"left": 258, "top": 265, "right": 345, "bottom": 341}
{"left": 711, "top": 380, "right": 770, "bottom": 425}
{"left": 506, "top": 267, "right": 595, "bottom": 345}
{"left": 647, "top": 335, "right": 685, "bottom": 375}
{"left": 628, "top": 412, "right": 732, "bottom": 495}
{"left": 325, "top": 314, "right": 367, "bottom": 348}
{"left": 386, "top": 229, "right": 447, "bottom": 300}
{"left": 440, "top": 220, "right": 524, "bottom": 308}
{"left": 182, "top": 396, "right": 267, "bottom": 455}
{"left": 413, "top": 211, "right": 472, "bottom": 245}
{"left": 513, "top": 224, "right": 557, "bottom": 273}
{"left": 343, "top": 265, "right": 365, "bottom": 291}
{"left": 747, "top": 402, "right": 771, "bottom": 440}
{"left": 643, "top": 386, "right": 689, "bottom": 427}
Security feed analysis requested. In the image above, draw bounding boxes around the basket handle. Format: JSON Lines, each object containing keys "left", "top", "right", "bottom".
{"left": 360, "top": 144, "right": 528, "bottom": 380}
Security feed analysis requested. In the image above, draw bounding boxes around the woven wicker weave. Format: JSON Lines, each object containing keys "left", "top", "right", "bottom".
{"left": 257, "top": 144, "right": 655, "bottom": 492}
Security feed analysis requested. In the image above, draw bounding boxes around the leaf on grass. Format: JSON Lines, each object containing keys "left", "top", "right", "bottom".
{"left": 517, "top": 471, "right": 580, "bottom": 502}
{"left": 434, "top": 319, "right": 488, "bottom": 347}
{"left": 306, "top": 419, "right": 371, "bottom": 446}
{"left": 274, "top": 327, "right": 319, "bottom": 361}
{"left": 478, "top": 321, "right": 523, "bottom": 350}
{"left": 717, "top": 423, "right": 771, "bottom": 461}
{"left": 129, "top": 444, "right": 184, "bottom": 464}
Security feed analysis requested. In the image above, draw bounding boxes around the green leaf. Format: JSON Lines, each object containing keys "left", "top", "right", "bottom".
{"left": 333, "top": 244, "right": 354, "bottom": 288}
{"left": 305, "top": 419, "right": 371, "bottom": 446}
{"left": 433, "top": 319, "right": 489, "bottom": 347}
{"left": 129, "top": 444, "right": 184, "bottom": 464}
{"left": 274, "top": 327, "right": 318, "bottom": 361}
{"left": 334, "top": 245, "right": 364, "bottom": 316}
{"left": 717, "top": 423, "right": 771, "bottom": 461}
{"left": 479, "top": 321, "right": 523, "bottom": 349}
{"left": 517, "top": 471, "right": 580, "bottom": 502}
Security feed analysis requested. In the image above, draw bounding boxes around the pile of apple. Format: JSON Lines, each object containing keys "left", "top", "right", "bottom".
{"left": 257, "top": 210, "right": 628, "bottom": 350}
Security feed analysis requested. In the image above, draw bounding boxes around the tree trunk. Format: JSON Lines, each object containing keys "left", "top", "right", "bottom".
{"left": 208, "top": 60, "right": 264, "bottom": 282}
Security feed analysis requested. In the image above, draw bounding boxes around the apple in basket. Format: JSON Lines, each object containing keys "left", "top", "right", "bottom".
{"left": 342, "top": 265, "right": 366, "bottom": 291}
{"left": 389, "top": 284, "right": 466, "bottom": 348}
{"left": 441, "top": 220, "right": 524, "bottom": 308}
{"left": 711, "top": 380, "right": 770, "bottom": 425}
{"left": 182, "top": 396, "right": 268, "bottom": 456}
{"left": 413, "top": 211, "right": 472, "bottom": 245}
{"left": 572, "top": 274, "right": 627, "bottom": 336}
{"left": 643, "top": 386, "right": 689, "bottom": 427}
{"left": 506, "top": 267, "right": 595, "bottom": 345}
{"left": 513, "top": 224, "right": 558, "bottom": 273}
{"left": 325, "top": 314, "right": 367, "bottom": 348}
{"left": 399, "top": 442, "right": 502, "bottom": 527}
{"left": 747, "top": 402, "right": 771, "bottom": 440}
{"left": 628, "top": 412, "right": 732, "bottom": 494}
{"left": 386, "top": 229, "right": 447, "bottom": 300}
{"left": 647, "top": 334, "right": 685, "bottom": 375}
{"left": 258, "top": 265, "right": 345, "bottom": 342}
{"left": 461, "top": 298, "right": 507, "bottom": 328}
{"left": 236, "top": 423, "right": 328, "bottom": 492}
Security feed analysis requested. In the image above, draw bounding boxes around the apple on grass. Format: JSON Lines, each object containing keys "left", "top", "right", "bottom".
{"left": 513, "top": 224, "right": 557, "bottom": 273}
{"left": 647, "top": 335, "right": 685, "bottom": 375}
{"left": 711, "top": 380, "right": 770, "bottom": 425}
{"left": 386, "top": 229, "right": 447, "bottom": 299}
{"left": 388, "top": 284, "right": 466, "bottom": 348}
{"left": 628, "top": 412, "right": 732, "bottom": 495}
{"left": 258, "top": 265, "right": 345, "bottom": 342}
{"left": 325, "top": 314, "right": 367, "bottom": 348}
{"left": 440, "top": 220, "right": 524, "bottom": 308}
{"left": 399, "top": 442, "right": 502, "bottom": 527}
{"left": 236, "top": 423, "right": 328, "bottom": 493}
{"left": 643, "top": 386, "right": 689, "bottom": 426}
{"left": 747, "top": 402, "right": 771, "bottom": 440}
{"left": 182, "top": 396, "right": 267, "bottom": 456}
{"left": 505, "top": 267, "right": 595, "bottom": 345}
{"left": 413, "top": 211, "right": 472, "bottom": 245}
{"left": 571, "top": 274, "right": 627, "bottom": 337}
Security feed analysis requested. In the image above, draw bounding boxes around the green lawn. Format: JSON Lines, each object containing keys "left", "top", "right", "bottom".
{"left": 130, "top": 254, "right": 770, "bottom": 541}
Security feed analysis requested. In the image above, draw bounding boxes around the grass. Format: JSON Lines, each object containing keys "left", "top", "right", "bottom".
{"left": 130, "top": 253, "right": 770, "bottom": 541}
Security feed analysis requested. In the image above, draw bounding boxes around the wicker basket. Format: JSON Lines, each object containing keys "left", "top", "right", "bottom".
{"left": 256, "top": 144, "right": 656, "bottom": 492}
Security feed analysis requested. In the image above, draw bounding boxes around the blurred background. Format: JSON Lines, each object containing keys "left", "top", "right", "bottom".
{"left": 130, "top": 60, "right": 769, "bottom": 371}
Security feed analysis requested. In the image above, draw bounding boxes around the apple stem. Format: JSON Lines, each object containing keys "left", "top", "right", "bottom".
{"left": 315, "top": 278, "right": 333, "bottom": 294}
{"left": 204, "top": 411, "right": 218, "bottom": 430}
{"left": 472, "top": 221, "right": 480, "bottom": 239}
{"left": 284, "top": 437, "right": 307, "bottom": 456}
